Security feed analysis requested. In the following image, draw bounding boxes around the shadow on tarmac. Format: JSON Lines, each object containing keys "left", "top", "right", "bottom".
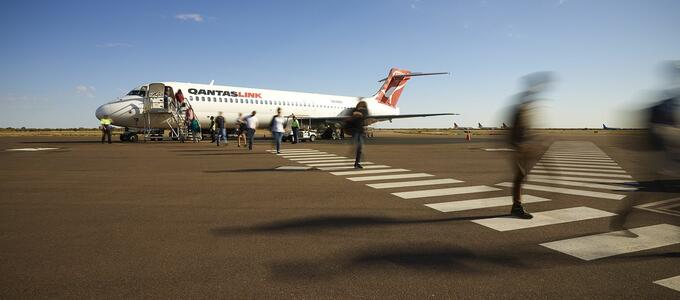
{"left": 630, "top": 179, "right": 680, "bottom": 193}
{"left": 21, "top": 140, "right": 103, "bottom": 144}
{"left": 267, "top": 243, "right": 533, "bottom": 281}
{"left": 209, "top": 214, "right": 509, "bottom": 235}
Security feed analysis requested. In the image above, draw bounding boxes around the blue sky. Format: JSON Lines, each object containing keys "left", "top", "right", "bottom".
{"left": 1, "top": 0, "right": 678, "bottom": 128}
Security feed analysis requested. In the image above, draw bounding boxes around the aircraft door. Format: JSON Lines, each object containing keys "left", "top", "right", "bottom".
{"left": 145, "top": 83, "right": 165, "bottom": 112}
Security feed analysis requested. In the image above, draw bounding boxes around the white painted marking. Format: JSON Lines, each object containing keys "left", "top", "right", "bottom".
{"left": 533, "top": 166, "right": 627, "bottom": 173}
{"left": 290, "top": 156, "right": 346, "bottom": 161}
{"left": 484, "top": 148, "right": 515, "bottom": 152}
{"left": 654, "top": 275, "right": 680, "bottom": 292}
{"left": 392, "top": 185, "right": 500, "bottom": 199}
{"left": 267, "top": 149, "right": 314, "bottom": 152}
{"left": 635, "top": 198, "right": 680, "bottom": 217}
{"left": 6, "top": 147, "right": 59, "bottom": 152}
{"left": 347, "top": 173, "right": 435, "bottom": 182}
{"left": 317, "top": 165, "right": 391, "bottom": 171}
{"left": 540, "top": 224, "right": 680, "bottom": 261}
{"left": 527, "top": 178, "right": 637, "bottom": 191}
{"left": 425, "top": 195, "right": 550, "bottom": 212}
{"left": 543, "top": 155, "right": 611, "bottom": 160}
{"left": 281, "top": 154, "right": 336, "bottom": 158}
{"left": 294, "top": 159, "right": 355, "bottom": 164}
{"left": 528, "top": 174, "right": 637, "bottom": 184}
{"left": 277, "top": 152, "right": 327, "bottom": 156}
{"left": 531, "top": 170, "right": 632, "bottom": 179}
{"left": 306, "top": 162, "right": 374, "bottom": 167}
{"left": 496, "top": 182, "right": 626, "bottom": 200}
{"left": 275, "top": 166, "right": 312, "bottom": 170}
{"left": 330, "top": 168, "right": 410, "bottom": 176}
{"left": 536, "top": 163, "right": 622, "bottom": 169}
{"left": 367, "top": 178, "right": 463, "bottom": 189}
{"left": 540, "top": 159, "right": 619, "bottom": 165}
{"left": 473, "top": 207, "right": 615, "bottom": 232}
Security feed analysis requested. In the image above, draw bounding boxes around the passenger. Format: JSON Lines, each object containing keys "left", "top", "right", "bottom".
{"left": 209, "top": 116, "right": 216, "bottom": 143}
{"left": 270, "top": 108, "right": 285, "bottom": 153}
{"left": 244, "top": 111, "right": 258, "bottom": 150}
{"left": 175, "top": 89, "right": 185, "bottom": 104}
{"left": 99, "top": 115, "right": 113, "bottom": 144}
{"left": 215, "top": 111, "right": 227, "bottom": 147}
{"left": 163, "top": 87, "right": 173, "bottom": 109}
{"left": 236, "top": 113, "right": 247, "bottom": 147}
{"left": 190, "top": 117, "right": 201, "bottom": 143}
{"left": 346, "top": 101, "right": 368, "bottom": 168}
{"left": 508, "top": 72, "right": 553, "bottom": 219}
{"left": 291, "top": 114, "right": 300, "bottom": 144}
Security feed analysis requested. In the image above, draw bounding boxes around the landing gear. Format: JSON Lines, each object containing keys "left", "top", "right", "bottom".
{"left": 120, "top": 131, "right": 139, "bottom": 142}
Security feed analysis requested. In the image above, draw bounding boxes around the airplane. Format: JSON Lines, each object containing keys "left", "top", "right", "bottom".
{"left": 477, "top": 123, "right": 498, "bottom": 130}
{"left": 453, "top": 123, "right": 473, "bottom": 130}
{"left": 95, "top": 67, "right": 456, "bottom": 141}
{"left": 602, "top": 124, "right": 621, "bottom": 130}
{"left": 501, "top": 123, "right": 510, "bottom": 129}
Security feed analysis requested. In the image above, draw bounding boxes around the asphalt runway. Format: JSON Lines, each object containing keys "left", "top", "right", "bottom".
{"left": 1, "top": 133, "right": 679, "bottom": 298}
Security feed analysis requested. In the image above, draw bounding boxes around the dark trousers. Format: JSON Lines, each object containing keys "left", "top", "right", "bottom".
{"left": 512, "top": 152, "right": 529, "bottom": 205}
{"left": 101, "top": 128, "right": 111, "bottom": 144}
{"left": 247, "top": 129, "right": 256, "bottom": 150}
{"left": 353, "top": 133, "right": 364, "bottom": 166}
{"left": 292, "top": 127, "right": 300, "bottom": 143}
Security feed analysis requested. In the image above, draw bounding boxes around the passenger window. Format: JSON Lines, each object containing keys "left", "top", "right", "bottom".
{"left": 201, "top": 97, "right": 205, "bottom": 101}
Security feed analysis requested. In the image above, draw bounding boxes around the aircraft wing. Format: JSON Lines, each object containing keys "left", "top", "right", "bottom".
{"left": 296, "top": 113, "right": 457, "bottom": 124}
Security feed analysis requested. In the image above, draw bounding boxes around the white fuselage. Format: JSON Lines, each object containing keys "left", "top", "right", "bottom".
{"left": 95, "top": 82, "right": 398, "bottom": 130}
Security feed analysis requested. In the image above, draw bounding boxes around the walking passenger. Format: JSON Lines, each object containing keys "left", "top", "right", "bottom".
{"left": 100, "top": 115, "right": 113, "bottom": 144}
{"left": 209, "top": 116, "right": 216, "bottom": 143}
{"left": 236, "top": 113, "right": 247, "bottom": 147}
{"left": 291, "top": 114, "right": 300, "bottom": 144}
{"left": 215, "top": 111, "right": 227, "bottom": 146}
{"left": 244, "top": 111, "right": 258, "bottom": 150}
{"left": 270, "top": 108, "right": 285, "bottom": 153}
{"left": 190, "top": 117, "right": 201, "bottom": 143}
{"left": 345, "top": 101, "right": 368, "bottom": 168}
{"left": 509, "top": 72, "right": 553, "bottom": 219}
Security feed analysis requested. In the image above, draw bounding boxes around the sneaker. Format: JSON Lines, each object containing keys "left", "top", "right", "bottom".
{"left": 354, "top": 164, "right": 363, "bottom": 169}
{"left": 510, "top": 204, "right": 533, "bottom": 219}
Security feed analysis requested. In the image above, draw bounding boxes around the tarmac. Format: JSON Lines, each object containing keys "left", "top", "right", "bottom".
{"left": 0, "top": 132, "right": 678, "bottom": 298}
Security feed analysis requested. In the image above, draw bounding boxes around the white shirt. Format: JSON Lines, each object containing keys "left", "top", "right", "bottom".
{"left": 245, "top": 115, "right": 258, "bottom": 129}
{"left": 271, "top": 115, "right": 285, "bottom": 133}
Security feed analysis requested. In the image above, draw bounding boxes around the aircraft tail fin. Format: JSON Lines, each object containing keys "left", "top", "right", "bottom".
{"left": 373, "top": 67, "right": 448, "bottom": 108}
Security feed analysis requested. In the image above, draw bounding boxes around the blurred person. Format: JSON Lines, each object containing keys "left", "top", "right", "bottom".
{"left": 345, "top": 101, "right": 369, "bottom": 168}
{"left": 190, "top": 117, "right": 201, "bottom": 143}
{"left": 100, "top": 115, "right": 113, "bottom": 144}
{"left": 215, "top": 111, "right": 227, "bottom": 146}
{"left": 291, "top": 114, "right": 300, "bottom": 144}
{"left": 270, "top": 108, "right": 286, "bottom": 153}
{"left": 508, "top": 72, "right": 554, "bottom": 219}
{"left": 236, "top": 113, "right": 247, "bottom": 147}
{"left": 611, "top": 61, "right": 680, "bottom": 232}
{"left": 245, "top": 111, "right": 258, "bottom": 150}
{"left": 209, "top": 116, "right": 216, "bottom": 143}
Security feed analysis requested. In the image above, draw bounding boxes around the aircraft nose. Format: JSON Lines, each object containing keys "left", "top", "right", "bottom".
{"left": 95, "top": 103, "right": 114, "bottom": 120}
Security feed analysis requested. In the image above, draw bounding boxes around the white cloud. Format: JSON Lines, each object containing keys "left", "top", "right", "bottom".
{"left": 175, "top": 13, "right": 204, "bottom": 22}
{"left": 75, "top": 85, "right": 96, "bottom": 98}
{"left": 96, "top": 42, "right": 132, "bottom": 48}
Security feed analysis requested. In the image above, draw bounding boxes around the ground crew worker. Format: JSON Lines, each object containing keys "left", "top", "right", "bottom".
{"left": 291, "top": 115, "right": 300, "bottom": 144}
{"left": 100, "top": 115, "right": 113, "bottom": 144}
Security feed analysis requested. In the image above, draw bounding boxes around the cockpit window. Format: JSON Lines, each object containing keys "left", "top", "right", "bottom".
{"left": 127, "top": 90, "right": 145, "bottom": 96}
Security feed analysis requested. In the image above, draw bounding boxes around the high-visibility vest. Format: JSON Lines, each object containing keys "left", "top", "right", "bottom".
{"left": 291, "top": 119, "right": 300, "bottom": 128}
{"left": 100, "top": 118, "right": 112, "bottom": 126}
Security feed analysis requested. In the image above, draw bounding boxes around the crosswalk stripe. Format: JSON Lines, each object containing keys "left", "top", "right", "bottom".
{"left": 290, "top": 156, "right": 347, "bottom": 161}
{"left": 347, "top": 173, "right": 435, "bottom": 182}
{"left": 267, "top": 149, "right": 314, "bottom": 152}
{"left": 295, "top": 159, "right": 355, "bottom": 164}
{"left": 526, "top": 178, "right": 638, "bottom": 191}
{"left": 317, "top": 165, "right": 390, "bottom": 171}
{"left": 543, "top": 155, "right": 612, "bottom": 160}
{"left": 472, "top": 206, "right": 615, "bottom": 232}
{"left": 306, "top": 162, "right": 374, "bottom": 167}
{"left": 330, "top": 168, "right": 410, "bottom": 176}
{"left": 540, "top": 159, "right": 619, "bottom": 165}
{"left": 281, "top": 154, "right": 336, "bottom": 158}
{"left": 654, "top": 275, "right": 680, "bottom": 292}
{"left": 425, "top": 195, "right": 550, "bottom": 212}
{"left": 278, "top": 152, "right": 327, "bottom": 156}
{"left": 545, "top": 151, "right": 606, "bottom": 155}
{"left": 496, "top": 182, "right": 626, "bottom": 200}
{"left": 531, "top": 170, "right": 632, "bottom": 179}
{"left": 392, "top": 185, "right": 500, "bottom": 199}
{"left": 367, "top": 178, "right": 463, "bottom": 189}
{"left": 536, "top": 163, "right": 622, "bottom": 169}
{"left": 528, "top": 174, "right": 637, "bottom": 184}
{"left": 275, "top": 166, "right": 312, "bottom": 170}
{"left": 533, "top": 166, "right": 627, "bottom": 173}
{"left": 540, "top": 224, "right": 680, "bottom": 261}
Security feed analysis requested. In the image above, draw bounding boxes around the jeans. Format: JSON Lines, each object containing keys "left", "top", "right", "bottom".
{"left": 217, "top": 128, "right": 227, "bottom": 146}
{"left": 292, "top": 127, "right": 300, "bottom": 143}
{"left": 101, "top": 127, "right": 111, "bottom": 144}
{"left": 247, "top": 128, "right": 256, "bottom": 150}
{"left": 273, "top": 132, "right": 283, "bottom": 152}
{"left": 353, "top": 133, "right": 364, "bottom": 166}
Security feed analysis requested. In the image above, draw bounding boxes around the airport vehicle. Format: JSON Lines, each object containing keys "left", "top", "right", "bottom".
{"left": 95, "top": 68, "right": 456, "bottom": 141}
{"left": 283, "top": 129, "right": 318, "bottom": 142}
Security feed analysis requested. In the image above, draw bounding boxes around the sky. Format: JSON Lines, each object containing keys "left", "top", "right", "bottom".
{"left": 1, "top": 0, "right": 679, "bottom": 128}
